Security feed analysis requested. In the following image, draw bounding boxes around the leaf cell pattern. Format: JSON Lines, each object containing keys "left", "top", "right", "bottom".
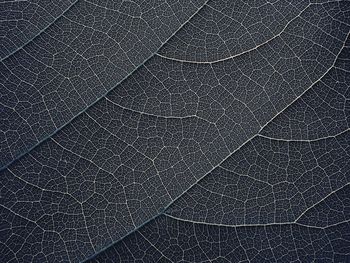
{"left": 0, "top": 0, "right": 207, "bottom": 168}
{"left": 157, "top": 0, "right": 311, "bottom": 63}
{"left": 0, "top": 0, "right": 76, "bottom": 60}
{"left": 88, "top": 215, "right": 350, "bottom": 263}
{"left": 0, "top": 0, "right": 349, "bottom": 262}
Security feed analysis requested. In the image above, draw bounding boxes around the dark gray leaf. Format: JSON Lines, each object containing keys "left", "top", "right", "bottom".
{"left": 0, "top": 0, "right": 349, "bottom": 262}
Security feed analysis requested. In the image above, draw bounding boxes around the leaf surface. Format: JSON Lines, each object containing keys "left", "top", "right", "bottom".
{"left": 0, "top": 0, "right": 207, "bottom": 168}
{"left": 0, "top": 0, "right": 349, "bottom": 262}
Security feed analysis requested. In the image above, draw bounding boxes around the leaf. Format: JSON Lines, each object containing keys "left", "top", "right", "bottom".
{"left": 0, "top": 0, "right": 349, "bottom": 262}
{"left": 0, "top": 0, "right": 207, "bottom": 168}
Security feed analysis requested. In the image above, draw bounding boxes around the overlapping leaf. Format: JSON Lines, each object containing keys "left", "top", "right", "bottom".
{"left": 0, "top": 0, "right": 349, "bottom": 262}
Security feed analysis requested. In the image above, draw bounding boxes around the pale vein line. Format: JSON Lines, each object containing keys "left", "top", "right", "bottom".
{"left": 218, "top": 165, "right": 274, "bottom": 186}
{"left": 138, "top": 232, "right": 173, "bottom": 262}
{"left": 155, "top": 2, "right": 312, "bottom": 64}
{"left": 0, "top": 204, "right": 44, "bottom": 229}
{"left": 6, "top": 166, "right": 84, "bottom": 205}
{"left": 156, "top": 0, "right": 348, "bottom": 64}
{"left": 335, "top": 66, "right": 350, "bottom": 73}
{"left": 5, "top": 166, "right": 97, "bottom": 249}
{"left": 163, "top": 32, "right": 348, "bottom": 201}
{"left": 0, "top": 0, "right": 28, "bottom": 3}
{"left": 0, "top": 0, "right": 210, "bottom": 172}
{"left": 105, "top": 97, "right": 210, "bottom": 123}
{"left": 0, "top": 203, "right": 93, "bottom": 257}
{"left": 163, "top": 213, "right": 350, "bottom": 230}
{"left": 0, "top": 204, "right": 71, "bottom": 257}
{"left": 294, "top": 182, "right": 350, "bottom": 222}
{"left": 163, "top": 183, "right": 350, "bottom": 230}
{"left": 157, "top": 32, "right": 349, "bottom": 221}
{"left": 0, "top": 0, "right": 79, "bottom": 62}
{"left": 85, "top": 104, "right": 174, "bottom": 210}
{"left": 258, "top": 128, "right": 350, "bottom": 142}
{"left": 81, "top": 34, "right": 350, "bottom": 258}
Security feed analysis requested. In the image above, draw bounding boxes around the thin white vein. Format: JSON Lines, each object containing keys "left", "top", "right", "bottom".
{"left": 0, "top": 204, "right": 72, "bottom": 257}
{"left": 258, "top": 128, "right": 350, "bottom": 142}
{"left": 80, "top": 33, "right": 348, "bottom": 262}
{"left": 138, "top": 232, "right": 173, "bottom": 262}
{"left": 82, "top": 113, "right": 151, "bottom": 164}
{"left": 0, "top": 0, "right": 210, "bottom": 172}
{"left": 104, "top": 97, "right": 210, "bottom": 123}
{"left": 155, "top": 2, "right": 313, "bottom": 64}
{"left": 218, "top": 165, "right": 273, "bottom": 186}
{"left": 7, "top": 166, "right": 82, "bottom": 205}
{"left": 1, "top": 43, "right": 92, "bottom": 112}
{"left": 0, "top": 173, "right": 93, "bottom": 252}
{"left": 83, "top": 110, "right": 174, "bottom": 202}
{"left": 7, "top": 152, "right": 118, "bottom": 253}
{"left": 0, "top": 0, "right": 29, "bottom": 3}
{"left": 193, "top": 226, "right": 212, "bottom": 262}
{"left": 335, "top": 66, "right": 350, "bottom": 73}
{"left": 50, "top": 138, "right": 124, "bottom": 184}
{"left": 283, "top": 30, "right": 339, "bottom": 57}
{"left": 163, "top": 213, "right": 350, "bottom": 230}
{"left": 0, "top": 0, "right": 79, "bottom": 62}
{"left": 162, "top": 32, "right": 349, "bottom": 215}
{"left": 298, "top": 14, "right": 348, "bottom": 43}
{"left": 0, "top": 203, "right": 44, "bottom": 230}
{"left": 59, "top": 15, "right": 136, "bottom": 69}
{"left": 294, "top": 182, "right": 350, "bottom": 223}
{"left": 9, "top": 17, "right": 121, "bottom": 95}
{"left": 0, "top": 102, "right": 40, "bottom": 145}
{"left": 209, "top": 63, "right": 262, "bottom": 127}
{"left": 82, "top": 0, "right": 163, "bottom": 45}
{"left": 141, "top": 63, "right": 215, "bottom": 121}
{"left": 50, "top": 122, "right": 169, "bottom": 226}
{"left": 5, "top": 167, "right": 97, "bottom": 248}
{"left": 0, "top": 203, "right": 94, "bottom": 257}
{"left": 105, "top": 85, "right": 261, "bottom": 130}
